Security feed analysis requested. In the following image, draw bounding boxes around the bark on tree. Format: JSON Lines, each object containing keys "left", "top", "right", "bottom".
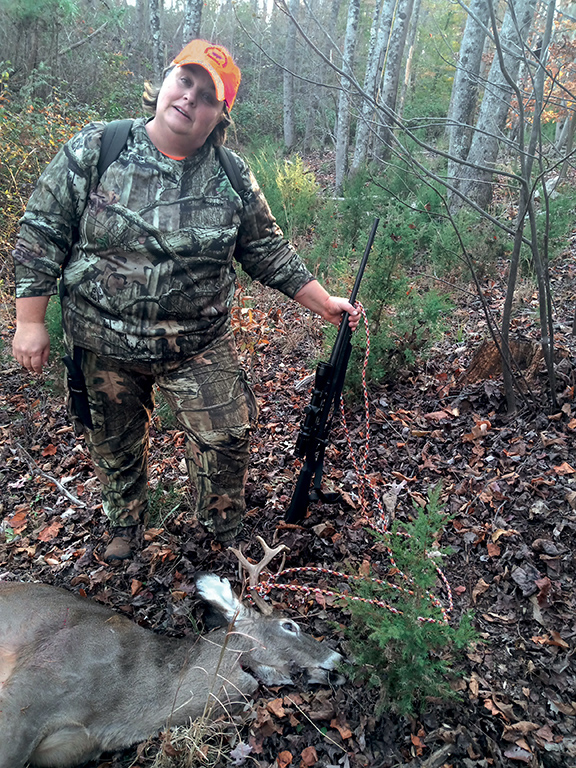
{"left": 397, "top": 0, "right": 423, "bottom": 117}
{"left": 447, "top": 0, "right": 490, "bottom": 197}
{"left": 149, "top": 0, "right": 164, "bottom": 80}
{"left": 376, "top": 0, "right": 415, "bottom": 161}
{"left": 335, "top": 0, "right": 361, "bottom": 194}
{"left": 455, "top": 0, "right": 539, "bottom": 211}
{"left": 183, "top": 0, "right": 203, "bottom": 43}
{"left": 283, "top": 0, "right": 299, "bottom": 150}
{"left": 351, "top": 0, "right": 395, "bottom": 174}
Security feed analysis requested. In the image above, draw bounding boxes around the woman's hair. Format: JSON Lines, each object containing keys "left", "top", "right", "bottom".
{"left": 142, "top": 66, "right": 231, "bottom": 147}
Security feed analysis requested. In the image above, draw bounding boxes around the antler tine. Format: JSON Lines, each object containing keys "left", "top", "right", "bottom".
{"left": 228, "top": 536, "right": 289, "bottom": 615}
{"left": 255, "top": 535, "right": 289, "bottom": 575}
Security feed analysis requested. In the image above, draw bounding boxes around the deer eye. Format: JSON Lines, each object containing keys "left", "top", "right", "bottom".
{"left": 281, "top": 620, "right": 300, "bottom": 634}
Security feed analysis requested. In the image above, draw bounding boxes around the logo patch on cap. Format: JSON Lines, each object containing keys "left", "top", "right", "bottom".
{"left": 205, "top": 46, "right": 229, "bottom": 68}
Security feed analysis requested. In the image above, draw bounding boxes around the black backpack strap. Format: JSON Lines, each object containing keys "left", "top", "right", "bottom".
{"left": 97, "top": 119, "right": 134, "bottom": 178}
{"left": 216, "top": 145, "right": 246, "bottom": 196}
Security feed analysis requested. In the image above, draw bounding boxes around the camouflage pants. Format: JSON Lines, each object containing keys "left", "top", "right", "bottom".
{"left": 70, "top": 333, "right": 255, "bottom": 542}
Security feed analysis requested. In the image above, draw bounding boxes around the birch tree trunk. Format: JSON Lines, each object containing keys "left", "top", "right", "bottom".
{"left": 335, "top": 0, "right": 361, "bottom": 194}
{"left": 397, "top": 0, "right": 423, "bottom": 117}
{"left": 351, "top": 0, "right": 395, "bottom": 174}
{"left": 183, "top": 0, "right": 203, "bottom": 43}
{"left": 283, "top": 0, "right": 299, "bottom": 150}
{"left": 376, "top": 0, "right": 415, "bottom": 161}
{"left": 456, "top": 0, "right": 538, "bottom": 211}
{"left": 447, "top": 0, "right": 490, "bottom": 197}
{"left": 149, "top": 0, "right": 164, "bottom": 80}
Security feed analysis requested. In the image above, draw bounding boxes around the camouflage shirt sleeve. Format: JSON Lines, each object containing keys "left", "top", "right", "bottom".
{"left": 13, "top": 122, "right": 105, "bottom": 298}
{"left": 230, "top": 153, "right": 314, "bottom": 299}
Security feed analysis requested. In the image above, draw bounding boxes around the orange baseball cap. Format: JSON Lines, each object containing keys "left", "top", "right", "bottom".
{"left": 171, "top": 40, "right": 241, "bottom": 109}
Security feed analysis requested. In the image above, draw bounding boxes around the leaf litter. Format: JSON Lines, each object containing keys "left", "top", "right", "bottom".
{"left": 0, "top": 258, "right": 575, "bottom": 767}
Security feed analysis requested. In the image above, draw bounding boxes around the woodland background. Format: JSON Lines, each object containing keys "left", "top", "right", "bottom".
{"left": 1, "top": 1, "right": 576, "bottom": 768}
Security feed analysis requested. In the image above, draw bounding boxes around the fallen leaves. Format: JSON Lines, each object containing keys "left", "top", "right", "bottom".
{"left": 530, "top": 632, "right": 570, "bottom": 649}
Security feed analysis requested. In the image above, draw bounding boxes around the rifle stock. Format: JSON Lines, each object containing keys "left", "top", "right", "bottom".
{"left": 285, "top": 218, "right": 379, "bottom": 524}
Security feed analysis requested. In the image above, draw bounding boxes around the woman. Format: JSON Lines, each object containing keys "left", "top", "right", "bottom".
{"left": 12, "top": 40, "right": 359, "bottom": 561}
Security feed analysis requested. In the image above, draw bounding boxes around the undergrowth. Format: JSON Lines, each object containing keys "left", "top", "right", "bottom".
{"left": 343, "top": 485, "right": 476, "bottom": 716}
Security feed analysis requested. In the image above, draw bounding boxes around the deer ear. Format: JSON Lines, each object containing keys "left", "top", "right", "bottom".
{"left": 195, "top": 574, "right": 244, "bottom": 622}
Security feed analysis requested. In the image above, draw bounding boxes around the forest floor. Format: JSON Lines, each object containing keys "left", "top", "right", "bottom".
{"left": 1, "top": 255, "right": 575, "bottom": 768}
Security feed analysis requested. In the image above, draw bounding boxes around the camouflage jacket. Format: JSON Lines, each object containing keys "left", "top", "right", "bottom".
{"left": 13, "top": 118, "right": 314, "bottom": 361}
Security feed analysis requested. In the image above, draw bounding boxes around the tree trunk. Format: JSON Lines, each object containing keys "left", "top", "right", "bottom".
{"left": 283, "top": 0, "right": 299, "bottom": 150}
{"left": 335, "top": 0, "right": 361, "bottom": 194}
{"left": 376, "top": 0, "right": 415, "bottom": 161}
{"left": 397, "top": 0, "right": 423, "bottom": 117}
{"left": 149, "top": 0, "right": 164, "bottom": 80}
{"left": 351, "top": 0, "right": 395, "bottom": 174}
{"left": 447, "top": 0, "right": 490, "bottom": 197}
{"left": 456, "top": 0, "right": 538, "bottom": 211}
{"left": 183, "top": 0, "right": 203, "bottom": 43}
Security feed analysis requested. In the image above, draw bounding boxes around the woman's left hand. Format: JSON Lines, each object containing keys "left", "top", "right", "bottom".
{"left": 294, "top": 280, "right": 361, "bottom": 331}
{"left": 321, "top": 296, "right": 361, "bottom": 330}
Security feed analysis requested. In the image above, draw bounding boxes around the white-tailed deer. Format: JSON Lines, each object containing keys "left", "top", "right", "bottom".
{"left": 0, "top": 538, "right": 342, "bottom": 768}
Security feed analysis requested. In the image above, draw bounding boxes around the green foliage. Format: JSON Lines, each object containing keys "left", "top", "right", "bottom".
{"left": 97, "top": 51, "right": 141, "bottom": 120}
{"left": 342, "top": 486, "right": 476, "bottom": 716}
{"left": 45, "top": 295, "right": 65, "bottom": 361}
{"left": 148, "top": 483, "right": 186, "bottom": 528}
{"left": 429, "top": 209, "right": 508, "bottom": 278}
{"left": 154, "top": 388, "right": 179, "bottom": 430}
{"left": 532, "top": 192, "right": 575, "bottom": 268}
{"left": 246, "top": 145, "right": 320, "bottom": 241}
{"left": 305, "top": 173, "right": 451, "bottom": 386}
{"left": 0, "top": 70, "right": 98, "bottom": 251}
{"left": 233, "top": 93, "right": 283, "bottom": 145}
{"left": 0, "top": 0, "right": 78, "bottom": 24}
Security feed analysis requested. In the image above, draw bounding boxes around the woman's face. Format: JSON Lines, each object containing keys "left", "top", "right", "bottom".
{"left": 152, "top": 64, "right": 225, "bottom": 153}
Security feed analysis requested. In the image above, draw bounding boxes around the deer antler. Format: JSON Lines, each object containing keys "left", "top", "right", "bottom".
{"left": 229, "top": 535, "right": 289, "bottom": 615}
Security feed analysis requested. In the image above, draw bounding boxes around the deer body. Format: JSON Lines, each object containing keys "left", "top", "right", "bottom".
{"left": 0, "top": 575, "right": 341, "bottom": 768}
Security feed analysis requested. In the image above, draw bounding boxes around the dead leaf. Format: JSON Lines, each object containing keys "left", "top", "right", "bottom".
{"left": 534, "top": 725, "right": 556, "bottom": 744}
{"left": 42, "top": 444, "right": 57, "bottom": 456}
{"left": 330, "top": 718, "right": 353, "bottom": 739}
{"left": 531, "top": 633, "right": 570, "bottom": 649}
{"left": 267, "top": 698, "right": 286, "bottom": 718}
{"left": 424, "top": 409, "right": 454, "bottom": 422}
{"left": 131, "top": 579, "right": 143, "bottom": 597}
{"left": 359, "top": 560, "right": 371, "bottom": 578}
{"left": 276, "top": 750, "right": 293, "bottom": 768}
{"left": 487, "top": 541, "right": 501, "bottom": 558}
{"left": 37, "top": 520, "right": 63, "bottom": 542}
{"left": 553, "top": 462, "right": 575, "bottom": 475}
{"left": 472, "top": 578, "right": 491, "bottom": 603}
{"left": 6, "top": 510, "right": 29, "bottom": 533}
{"left": 410, "top": 729, "right": 426, "bottom": 756}
{"left": 502, "top": 722, "right": 540, "bottom": 741}
{"left": 492, "top": 528, "right": 519, "bottom": 542}
{"left": 549, "top": 699, "right": 576, "bottom": 715}
{"left": 550, "top": 630, "right": 570, "bottom": 649}
{"left": 300, "top": 746, "right": 318, "bottom": 767}
{"left": 483, "top": 697, "right": 513, "bottom": 721}
{"left": 503, "top": 746, "right": 532, "bottom": 763}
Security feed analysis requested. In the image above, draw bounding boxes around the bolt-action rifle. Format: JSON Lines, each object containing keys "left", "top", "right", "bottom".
{"left": 285, "top": 218, "right": 379, "bottom": 524}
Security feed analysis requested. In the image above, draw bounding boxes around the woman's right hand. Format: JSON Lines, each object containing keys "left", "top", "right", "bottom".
{"left": 13, "top": 323, "right": 51, "bottom": 374}
{"left": 13, "top": 296, "right": 52, "bottom": 374}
